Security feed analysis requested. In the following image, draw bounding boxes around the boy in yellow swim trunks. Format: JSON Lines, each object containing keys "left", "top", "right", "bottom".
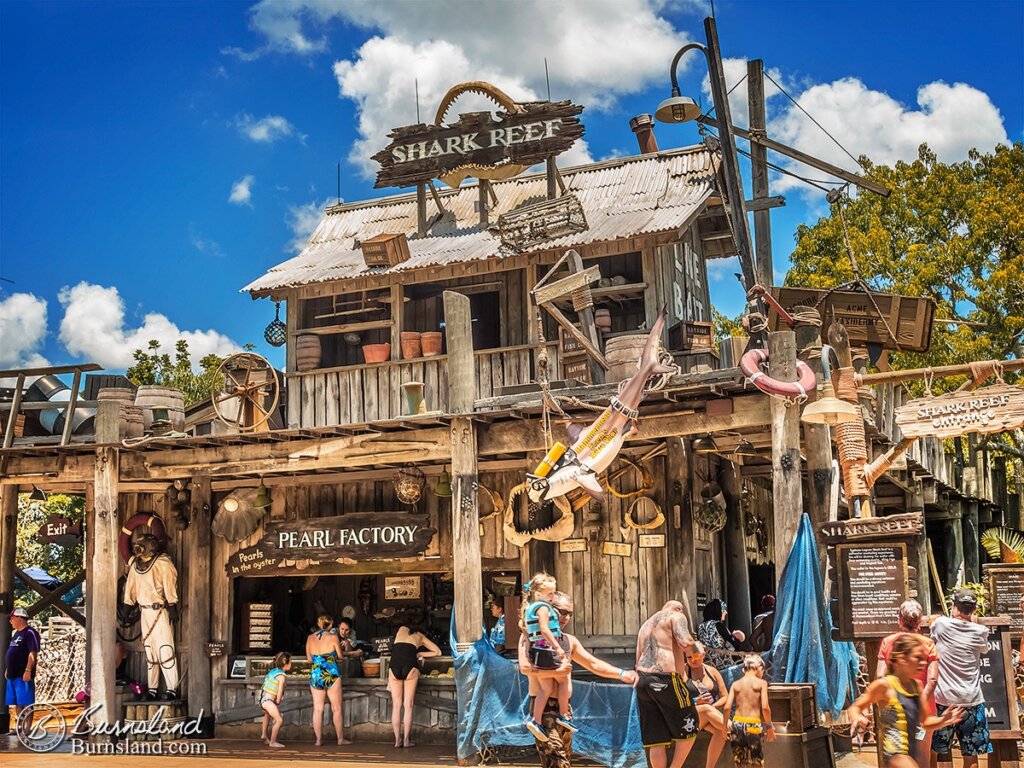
{"left": 723, "top": 655, "right": 775, "bottom": 767}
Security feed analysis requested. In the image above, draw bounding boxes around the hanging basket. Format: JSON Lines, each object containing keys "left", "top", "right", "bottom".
{"left": 264, "top": 302, "right": 287, "bottom": 347}
{"left": 393, "top": 464, "right": 426, "bottom": 505}
{"left": 694, "top": 494, "right": 727, "bottom": 534}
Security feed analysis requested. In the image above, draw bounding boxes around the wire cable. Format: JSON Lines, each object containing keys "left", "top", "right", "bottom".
{"left": 763, "top": 70, "right": 862, "bottom": 168}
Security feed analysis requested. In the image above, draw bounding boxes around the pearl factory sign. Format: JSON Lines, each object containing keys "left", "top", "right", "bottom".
{"left": 226, "top": 513, "right": 436, "bottom": 576}
{"left": 894, "top": 383, "right": 1024, "bottom": 439}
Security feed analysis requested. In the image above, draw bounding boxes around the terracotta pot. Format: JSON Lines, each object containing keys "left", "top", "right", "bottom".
{"left": 594, "top": 308, "right": 612, "bottom": 333}
{"left": 295, "top": 334, "right": 322, "bottom": 372}
{"left": 400, "top": 331, "right": 422, "bottom": 359}
{"left": 362, "top": 343, "right": 392, "bottom": 364}
{"left": 421, "top": 331, "right": 443, "bottom": 357}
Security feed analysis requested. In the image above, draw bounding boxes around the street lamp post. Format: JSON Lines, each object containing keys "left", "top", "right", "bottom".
{"left": 656, "top": 18, "right": 759, "bottom": 291}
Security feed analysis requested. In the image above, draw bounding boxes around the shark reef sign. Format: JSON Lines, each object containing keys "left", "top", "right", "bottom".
{"left": 373, "top": 81, "right": 585, "bottom": 189}
{"left": 894, "top": 383, "right": 1024, "bottom": 439}
{"left": 225, "top": 513, "right": 436, "bottom": 576}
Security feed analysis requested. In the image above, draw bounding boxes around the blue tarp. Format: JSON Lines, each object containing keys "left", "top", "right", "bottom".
{"left": 769, "top": 514, "right": 860, "bottom": 716}
{"left": 15, "top": 566, "right": 84, "bottom": 605}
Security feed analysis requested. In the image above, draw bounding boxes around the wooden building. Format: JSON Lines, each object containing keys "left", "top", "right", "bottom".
{"left": 0, "top": 123, "right": 1015, "bottom": 752}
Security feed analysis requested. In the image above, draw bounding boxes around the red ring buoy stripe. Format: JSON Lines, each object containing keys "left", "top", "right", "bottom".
{"left": 118, "top": 512, "right": 168, "bottom": 563}
{"left": 740, "top": 348, "right": 817, "bottom": 399}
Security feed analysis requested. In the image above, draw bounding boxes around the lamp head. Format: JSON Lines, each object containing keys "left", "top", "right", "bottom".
{"left": 253, "top": 481, "right": 271, "bottom": 509}
{"left": 800, "top": 382, "right": 861, "bottom": 426}
{"left": 733, "top": 439, "right": 757, "bottom": 458}
{"left": 30, "top": 485, "right": 47, "bottom": 502}
{"left": 692, "top": 435, "right": 719, "bottom": 454}
{"left": 655, "top": 94, "right": 702, "bottom": 124}
{"left": 433, "top": 467, "right": 453, "bottom": 498}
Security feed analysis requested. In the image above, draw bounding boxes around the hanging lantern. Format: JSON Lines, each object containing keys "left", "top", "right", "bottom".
{"left": 263, "top": 302, "right": 287, "bottom": 348}
{"left": 253, "top": 480, "right": 272, "bottom": 509}
{"left": 394, "top": 464, "right": 426, "bottom": 505}
{"left": 433, "top": 467, "right": 453, "bottom": 498}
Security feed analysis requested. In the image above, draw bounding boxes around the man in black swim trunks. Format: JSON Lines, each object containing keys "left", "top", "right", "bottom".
{"left": 520, "top": 592, "right": 638, "bottom": 767}
{"left": 635, "top": 601, "right": 709, "bottom": 768}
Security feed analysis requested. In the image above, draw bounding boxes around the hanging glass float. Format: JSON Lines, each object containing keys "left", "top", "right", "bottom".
{"left": 263, "top": 302, "right": 287, "bottom": 347}
{"left": 394, "top": 464, "right": 426, "bottom": 505}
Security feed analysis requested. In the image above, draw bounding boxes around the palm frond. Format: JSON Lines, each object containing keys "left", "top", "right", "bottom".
{"left": 981, "top": 527, "right": 1024, "bottom": 563}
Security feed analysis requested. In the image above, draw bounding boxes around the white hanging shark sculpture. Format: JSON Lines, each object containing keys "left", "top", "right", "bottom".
{"left": 527, "top": 313, "right": 674, "bottom": 506}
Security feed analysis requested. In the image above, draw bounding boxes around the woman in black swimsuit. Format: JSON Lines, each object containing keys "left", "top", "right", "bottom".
{"left": 685, "top": 649, "right": 729, "bottom": 768}
{"left": 387, "top": 625, "right": 441, "bottom": 748}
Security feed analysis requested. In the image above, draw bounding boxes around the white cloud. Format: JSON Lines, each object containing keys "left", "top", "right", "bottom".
{"left": 705, "top": 255, "right": 743, "bottom": 284}
{"left": 236, "top": 0, "right": 692, "bottom": 177}
{"left": 57, "top": 282, "right": 241, "bottom": 371}
{"left": 235, "top": 114, "right": 299, "bottom": 143}
{"left": 0, "top": 293, "right": 49, "bottom": 368}
{"left": 229, "top": 174, "right": 255, "bottom": 206}
{"left": 766, "top": 80, "right": 1007, "bottom": 194}
{"left": 189, "top": 225, "right": 226, "bottom": 258}
{"left": 286, "top": 198, "right": 333, "bottom": 253}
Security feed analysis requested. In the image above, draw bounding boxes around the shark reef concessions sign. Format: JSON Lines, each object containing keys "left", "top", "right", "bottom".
{"left": 373, "top": 92, "right": 584, "bottom": 189}
{"left": 226, "top": 513, "right": 436, "bottom": 576}
{"left": 895, "top": 383, "right": 1024, "bottom": 439}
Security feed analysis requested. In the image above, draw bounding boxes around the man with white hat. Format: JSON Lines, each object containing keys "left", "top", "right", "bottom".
{"left": 929, "top": 589, "right": 992, "bottom": 768}
{"left": 5, "top": 607, "right": 41, "bottom": 727}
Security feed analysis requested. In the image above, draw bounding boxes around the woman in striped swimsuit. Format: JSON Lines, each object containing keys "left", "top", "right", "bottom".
{"left": 848, "top": 634, "right": 965, "bottom": 766}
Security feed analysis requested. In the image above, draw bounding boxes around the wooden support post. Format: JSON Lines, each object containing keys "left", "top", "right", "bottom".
{"left": 0, "top": 487, "right": 18, "bottom": 731}
{"left": 721, "top": 459, "right": 752, "bottom": 635}
{"left": 285, "top": 293, "right": 299, "bottom": 429}
{"left": 769, "top": 331, "right": 804, "bottom": 585}
{"left": 478, "top": 180, "right": 489, "bottom": 227}
{"left": 667, "top": 438, "right": 698, "bottom": 628}
{"left": 187, "top": 477, "right": 213, "bottom": 723}
{"left": 90, "top": 446, "right": 120, "bottom": 728}
{"left": 566, "top": 249, "right": 605, "bottom": 385}
{"left": 962, "top": 501, "right": 980, "bottom": 584}
{"left": 829, "top": 323, "right": 873, "bottom": 517}
{"left": 59, "top": 368, "right": 83, "bottom": 447}
{"left": 795, "top": 309, "right": 832, "bottom": 578}
{"left": 443, "top": 291, "right": 483, "bottom": 647}
{"left": 746, "top": 59, "right": 773, "bottom": 288}
{"left": 416, "top": 183, "right": 428, "bottom": 237}
{"left": 546, "top": 157, "right": 557, "bottom": 200}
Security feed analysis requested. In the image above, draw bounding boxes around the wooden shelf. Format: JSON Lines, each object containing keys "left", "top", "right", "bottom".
{"left": 292, "top": 320, "right": 394, "bottom": 336}
{"left": 554, "top": 282, "right": 647, "bottom": 308}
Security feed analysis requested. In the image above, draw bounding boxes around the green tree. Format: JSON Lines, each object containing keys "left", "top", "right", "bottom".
{"left": 126, "top": 339, "right": 226, "bottom": 406}
{"left": 16, "top": 494, "right": 85, "bottom": 612}
{"left": 787, "top": 142, "right": 1023, "bottom": 389}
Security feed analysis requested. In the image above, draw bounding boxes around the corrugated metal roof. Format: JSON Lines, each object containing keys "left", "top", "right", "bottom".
{"left": 244, "top": 146, "right": 717, "bottom": 296}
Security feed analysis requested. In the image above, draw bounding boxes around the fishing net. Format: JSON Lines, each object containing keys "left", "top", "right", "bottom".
{"left": 452, "top": 629, "right": 645, "bottom": 767}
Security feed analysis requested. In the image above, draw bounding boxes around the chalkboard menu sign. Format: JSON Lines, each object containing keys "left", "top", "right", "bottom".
{"left": 242, "top": 603, "right": 274, "bottom": 652}
{"left": 984, "top": 564, "right": 1024, "bottom": 635}
{"left": 978, "top": 622, "right": 1013, "bottom": 733}
{"left": 835, "top": 543, "right": 908, "bottom": 639}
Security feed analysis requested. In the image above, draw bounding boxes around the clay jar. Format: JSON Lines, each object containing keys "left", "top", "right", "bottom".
{"left": 420, "top": 331, "right": 443, "bottom": 357}
{"left": 400, "top": 331, "right": 422, "bottom": 359}
{"left": 362, "top": 343, "right": 392, "bottom": 364}
{"left": 594, "top": 308, "right": 612, "bottom": 333}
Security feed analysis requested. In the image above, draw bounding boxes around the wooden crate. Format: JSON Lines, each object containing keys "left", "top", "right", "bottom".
{"left": 768, "top": 683, "right": 817, "bottom": 733}
{"left": 669, "top": 320, "right": 715, "bottom": 351}
{"left": 767, "top": 287, "right": 935, "bottom": 352}
{"left": 360, "top": 233, "right": 410, "bottom": 267}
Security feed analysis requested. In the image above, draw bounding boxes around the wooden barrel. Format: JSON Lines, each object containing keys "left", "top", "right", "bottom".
{"left": 134, "top": 386, "right": 185, "bottom": 432}
{"left": 604, "top": 334, "right": 647, "bottom": 382}
{"left": 122, "top": 405, "right": 144, "bottom": 438}
{"left": 295, "top": 334, "right": 322, "bottom": 371}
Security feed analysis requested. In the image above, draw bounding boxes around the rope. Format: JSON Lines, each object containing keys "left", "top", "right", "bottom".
{"left": 792, "top": 306, "right": 823, "bottom": 360}
{"left": 604, "top": 457, "right": 655, "bottom": 499}
{"left": 571, "top": 284, "right": 594, "bottom": 313}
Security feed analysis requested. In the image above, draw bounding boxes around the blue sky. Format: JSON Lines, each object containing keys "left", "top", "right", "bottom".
{"left": 1, "top": 0, "right": 1021, "bottom": 373}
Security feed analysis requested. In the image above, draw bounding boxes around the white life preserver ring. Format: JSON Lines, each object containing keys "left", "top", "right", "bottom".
{"left": 740, "top": 348, "right": 817, "bottom": 399}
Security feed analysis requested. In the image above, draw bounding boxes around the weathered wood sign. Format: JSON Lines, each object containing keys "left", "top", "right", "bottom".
{"left": 383, "top": 575, "right": 422, "bottom": 601}
{"left": 498, "top": 194, "right": 588, "bottom": 253}
{"left": 985, "top": 564, "right": 1024, "bottom": 635}
{"left": 37, "top": 515, "right": 82, "bottom": 545}
{"left": 835, "top": 543, "right": 908, "bottom": 639}
{"left": 768, "top": 287, "right": 935, "bottom": 352}
{"left": 638, "top": 534, "right": 666, "bottom": 548}
{"left": 895, "top": 383, "right": 1024, "bottom": 439}
{"left": 373, "top": 100, "right": 585, "bottom": 188}
{"left": 558, "top": 538, "right": 587, "bottom": 553}
{"left": 260, "top": 513, "right": 435, "bottom": 561}
{"left": 602, "top": 541, "right": 632, "bottom": 557}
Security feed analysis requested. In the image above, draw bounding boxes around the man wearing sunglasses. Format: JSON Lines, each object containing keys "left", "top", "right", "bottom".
{"left": 519, "top": 592, "right": 638, "bottom": 767}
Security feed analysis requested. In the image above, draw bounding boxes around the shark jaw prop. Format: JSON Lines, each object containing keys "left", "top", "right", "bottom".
{"left": 526, "top": 313, "right": 674, "bottom": 507}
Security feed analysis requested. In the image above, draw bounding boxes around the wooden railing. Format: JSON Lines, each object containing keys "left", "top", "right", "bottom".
{"left": 285, "top": 344, "right": 557, "bottom": 428}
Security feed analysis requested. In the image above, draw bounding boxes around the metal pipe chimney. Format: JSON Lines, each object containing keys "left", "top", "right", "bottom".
{"left": 629, "top": 114, "right": 659, "bottom": 154}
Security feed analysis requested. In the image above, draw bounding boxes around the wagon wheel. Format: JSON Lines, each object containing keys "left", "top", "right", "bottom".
{"left": 211, "top": 352, "right": 280, "bottom": 433}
